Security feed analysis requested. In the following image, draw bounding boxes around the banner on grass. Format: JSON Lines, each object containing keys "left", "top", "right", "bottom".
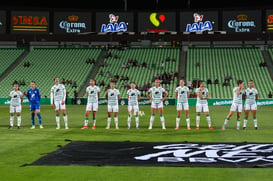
{"left": 31, "top": 141, "right": 273, "bottom": 168}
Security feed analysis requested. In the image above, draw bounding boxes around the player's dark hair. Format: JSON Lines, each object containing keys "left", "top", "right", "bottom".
{"left": 31, "top": 81, "right": 35, "bottom": 84}
{"left": 236, "top": 80, "right": 244, "bottom": 86}
{"left": 198, "top": 80, "right": 205, "bottom": 87}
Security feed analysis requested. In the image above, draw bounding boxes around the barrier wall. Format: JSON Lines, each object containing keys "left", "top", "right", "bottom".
{"left": 0, "top": 98, "right": 272, "bottom": 106}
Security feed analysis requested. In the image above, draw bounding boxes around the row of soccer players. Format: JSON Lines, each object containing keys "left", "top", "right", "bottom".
{"left": 8, "top": 78, "right": 258, "bottom": 130}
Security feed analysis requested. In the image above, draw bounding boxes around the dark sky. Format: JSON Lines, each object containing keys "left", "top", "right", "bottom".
{"left": 1, "top": 0, "right": 273, "bottom": 10}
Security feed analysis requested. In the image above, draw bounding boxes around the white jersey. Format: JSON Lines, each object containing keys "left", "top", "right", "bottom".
{"left": 107, "top": 88, "right": 120, "bottom": 106}
{"left": 127, "top": 88, "right": 140, "bottom": 105}
{"left": 86, "top": 85, "right": 100, "bottom": 103}
{"left": 232, "top": 87, "right": 243, "bottom": 104}
{"left": 245, "top": 88, "right": 258, "bottom": 105}
{"left": 148, "top": 87, "right": 166, "bottom": 104}
{"left": 196, "top": 87, "right": 209, "bottom": 105}
{"left": 51, "top": 84, "right": 66, "bottom": 103}
{"left": 9, "top": 90, "right": 23, "bottom": 107}
{"left": 175, "top": 86, "right": 189, "bottom": 103}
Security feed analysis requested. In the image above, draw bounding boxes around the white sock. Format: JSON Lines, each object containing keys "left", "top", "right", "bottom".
{"left": 93, "top": 119, "right": 96, "bottom": 126}
{"left": 127, "top": 115, "right": 132, "bottom": 128}
{"left": 84, "top": 119, "right": 89, "bottom": 126}
{"left": 17, "top": 115, "right": 21, "bottom": 127}
{"left": 10, "top": 115, "right": 14, "bottom": 127}
{"left": 206, "top": 115, "right": 211, "bottom": 127}
{"left": 237, "top": 120, "right": 241, "bottom": 128}
{"left": 243, "top": 119, "right": 248, "bottom": 127}
{"left": 186, "top": 117, "right": 190, "bottom": 127}
{"left": 63, "top": 115, "right": 68, "bottom": 127}
{"left": 114, "top": 117, "right": 118, "bottom": 127}
{"left": 107, "top": 117, "right": 111, "bottom": 127}
{"left": 160, "top": 115, "right": 165, "bottom": 128}
{"left": 149, "top": 115, "right": 155, "bottom": 128}
{"left": 176, "top": 117, "right": 180, "bottom": 127}
{"left": 196, "top": 115, "right": 200, "bottom": 127}
{"left": 253, "top": 118, "right": 258, "bottom": 127}
{"left": 224, "top": 117, "right": 230, "bottom": 125}
{"left": 135, "top": 116, "right": 139, "bottom": 128}
{"left": 56, "top": 116, "right": 60, "bottom": 128}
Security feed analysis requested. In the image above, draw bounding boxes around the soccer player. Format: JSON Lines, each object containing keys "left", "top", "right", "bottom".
{"left": 127, "top": 82, "right": 141, "bottom": 129}
{"left": 222, "top": 80, "right": 244, "bottom": 130}
{"left": 175, "top": 79, "right": 190, "bottom": 130}
{"left": 27, "top": 81, "right": 43, "bottom": 129}
{"left": 243, "top": 80, "right": 258, "bottom": 130}
{"left": 195, "top": 80, "right": 213, "bottom": 130}
{"left": 81, "top": 79, "right": 100, "bottom": 130}
{"left": 9, "top": 83, "right": 23, "bottom": 129}
{"left": 106, "top": 82, "right": 120, "bottom": 129}
{"left": 146, "top": 79, "right": 168, "bottom": 130}
{"left": 51, "top": 77, "right": 68, "bottom": 129}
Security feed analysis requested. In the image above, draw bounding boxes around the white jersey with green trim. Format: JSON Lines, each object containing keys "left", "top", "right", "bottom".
{"left": 51, "top": 84, "right": 66, "bottom": 102}
{"left": 245, "top": 88, "right": 258, "bottom": 105}
{"left": 148, "top": 87, "right": 166, "bottom": 104}
{"left": 196, "top": 87, "right": 209, "bottom": 104}
{"left": 127, "top": 88, "right": 140, "bottom": 105}
{"left": 9, "top": 90, "right": 23, "bottom": 107}
{"left": 86, "top": 85, "right": 100, "bottom": 103}
{"left": 107, "top": 88, "right": 120, "bottom": 106}
{"left": 232, "top": 87, "right": 244, "bottom": 104}
{"left": 175, "top": 86, "right": 189, "bottom": 103}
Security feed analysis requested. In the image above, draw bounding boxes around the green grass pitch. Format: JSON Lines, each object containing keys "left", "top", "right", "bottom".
{"left": 0, "top": 105, "right": 273, "bottom": 181}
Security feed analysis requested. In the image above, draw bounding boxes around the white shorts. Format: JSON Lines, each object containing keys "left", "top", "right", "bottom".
{"left": 10, "top": 105, "right": 21, "bottom": 113}
{"left": 230, "top": 103, "right": 242, "bottom": 112}
{"left": 177, "top": 102, "right": 189, "bottom": 111}
{"left": 108, "top": 104, "right": 119, "bottom": 112}
{"left": 86, "top": 102, "right": 98, "bottom": 111}
{"left": 196, "top": 103, "right": 209, "bottom": 112}
{"left": 244, "top": 104, "right": 257, "bottom": 111}
{"left": 128, "top": 104, "right": 139, "bottom": 112}
{"left": 54, "top": 101, "right": 66, "bottom": 110}
{"left": 151, "top": 101, "right": 163, "bottom": 109}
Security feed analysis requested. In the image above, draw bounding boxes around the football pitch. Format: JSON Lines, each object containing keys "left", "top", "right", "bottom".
{"left": 0, "top": 104, "right": 273, "bottom": 181}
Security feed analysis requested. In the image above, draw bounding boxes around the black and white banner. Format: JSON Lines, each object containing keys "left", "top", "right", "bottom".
{"left": 32, "top": 141, "right": 273, "bottom": 168}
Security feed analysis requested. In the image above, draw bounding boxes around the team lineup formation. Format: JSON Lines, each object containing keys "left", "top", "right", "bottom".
{"left": 8, "top": 77, "right": 259, "bottom": 131}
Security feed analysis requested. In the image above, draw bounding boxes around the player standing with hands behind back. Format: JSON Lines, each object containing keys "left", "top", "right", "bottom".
{"left": 195, "top": 80, "right": 213, "bottom": 130}
{"left": 9, "top": 83, "right": 23, "bottom": 129}
{"left": 146, "top": 79, "right": 168, "bottom": 130}
{"left": 243, "top": 80, "right": 258, "bottom": 130}
{"left": 51, "top": 77, "right": 68, "bottom": 129}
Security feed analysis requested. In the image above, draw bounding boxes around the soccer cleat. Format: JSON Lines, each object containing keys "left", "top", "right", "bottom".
{"left": 209, "top": 126, "right": 214, "bottom": 130}
{"left": 30, "top": 126, "right": 35, "bottom": 129}
{"left": 236, "top": 126, "right": 240, "bottom": 130}
{"left": 148, "top": 126, "right": 152, "bottom": 130}
{"left": 56, "top": 126, "right": 60, "bottom": 130}
{"left": 127, "top": 126, "right": 130, "bottom": 130}
{"left": 187, "top": 127, "right": 191, "bottom": 130}
{"left": 105, "top": 126, "right": 110, "bottom": 129}
{"left": 8, "top": 126, "right": 13, "bottom": 129}
{"left": 196, "top": 126, "right": 199, "bottom": 130}
{"left": 222, "top": 124, "right": 226, "bottom": 130}
{"left": 136, "top": 127, "right": 139, "bottom": 129}
{"left": 40, "top": 125, "right": 44, "bottom": 129}
{"left": 175, "top": 127, "right": 179, "bottom": 130}
{"left": 17, "top": 126, "right": 20, "bottom": 129}
{"left": 243, "top": 127, "right": 246, "bottom": 130}
{"left": 115, "top": 127, "right": 119, "bottom": 130}
{"left": 92, "top": 126, "right": 96, "bottom": 130}
{"left": 255, "top": 127, "right": 258, "bottom": 130}
{"left": 81, "top": 126, "right": 88, "bottom": 130}
{"left": 65, "top": 126, "right": 69, "bottom": 130}
{"left": 162, "top": 127, "right": 166, "bottom": 130}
